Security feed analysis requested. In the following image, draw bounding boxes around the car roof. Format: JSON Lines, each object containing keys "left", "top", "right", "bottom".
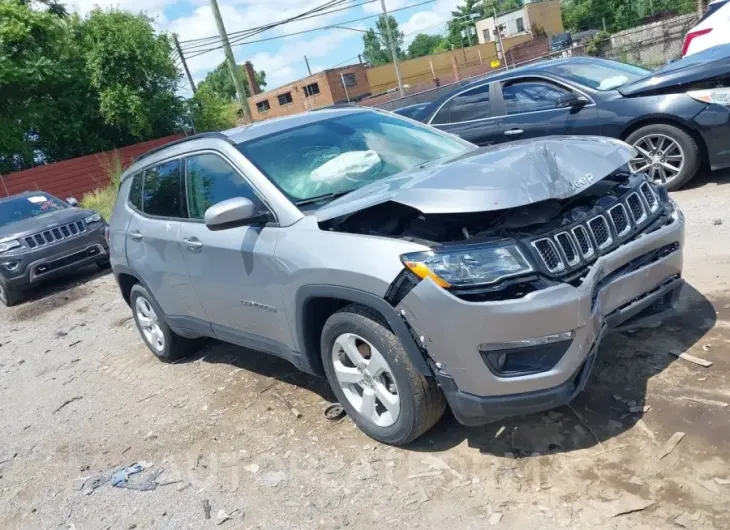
{"left": 419, "top": 56, "right": 611, "bottom": 119}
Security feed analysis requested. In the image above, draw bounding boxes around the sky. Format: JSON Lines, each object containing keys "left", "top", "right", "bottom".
{"left": 65, "top": 0, "right": 465, "bottom": 96}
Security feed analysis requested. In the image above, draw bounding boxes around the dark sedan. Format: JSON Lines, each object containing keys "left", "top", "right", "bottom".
{"left": 413, "top": 45, "right": 730, "bottom": 190}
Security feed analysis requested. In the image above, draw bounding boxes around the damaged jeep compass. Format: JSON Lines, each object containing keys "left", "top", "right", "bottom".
{"left": 109, "top": 108, "right": 684, "bottom": 445}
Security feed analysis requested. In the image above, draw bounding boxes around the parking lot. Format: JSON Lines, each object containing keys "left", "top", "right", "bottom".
{"left": 1, "top": 170, "right": 730, "bottom": 530}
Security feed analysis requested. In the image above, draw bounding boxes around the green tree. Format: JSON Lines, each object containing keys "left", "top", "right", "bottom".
{"left": 197, "top": 62, "right": 267, "bottom": 100}
{"left": 561, "top": 0, "right": 694, "bottom": 33}
{"left": 447, "top": 0, "right": 484, "bottom": 49}
{"left": 189, "top": 85, "right": 237, "bottom": 133}
{"left": 362, "top": 14, "right": 405, "bottom": 66}
{"left": 82, "top": 8, "right": 182, "bottom": 138}
{"left": 407, "top": 33, "right": 446, "bottom": 58}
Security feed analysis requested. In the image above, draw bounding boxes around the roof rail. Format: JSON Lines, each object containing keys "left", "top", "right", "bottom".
{"left": 134, "top": 132, "right": 234, "bottom": 163}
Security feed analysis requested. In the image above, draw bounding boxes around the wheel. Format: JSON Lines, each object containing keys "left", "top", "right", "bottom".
{"left": 96, "top": 258, "right": 111, "bottom": 269}
{"left": 129, "top": 284, "right": 196, "bottom": 362}
{"left": 626, "top": 123, "right": 700, "bottom": 191}
{"left": 320, "top": 305, "right": 446, "bottom": 445}
{"left": 0, "top": 279, "right": 23, "bottom": 307}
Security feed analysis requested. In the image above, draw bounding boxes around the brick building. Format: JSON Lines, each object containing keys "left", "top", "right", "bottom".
{"left": 246, "top": 64, "right": 371, "bottom": 121}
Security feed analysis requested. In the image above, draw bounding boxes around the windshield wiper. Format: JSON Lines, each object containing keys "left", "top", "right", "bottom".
{"left": 294, "top": 190, "right": 353, "bottom": 206}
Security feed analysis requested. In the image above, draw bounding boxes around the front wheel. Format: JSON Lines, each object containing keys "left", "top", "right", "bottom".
{"left": 0, "top": 279, "right": 23, "bottom": 307}
{"left": 626, "top": 123, "right": 700, "bottom": 191}
{"left": 320, "top": 305, "right": 446, "bottom": 445}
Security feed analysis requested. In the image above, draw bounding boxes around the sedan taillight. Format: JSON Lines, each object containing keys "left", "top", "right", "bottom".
{"left": 681, "top": 28, "right": 712, "bottom": 56}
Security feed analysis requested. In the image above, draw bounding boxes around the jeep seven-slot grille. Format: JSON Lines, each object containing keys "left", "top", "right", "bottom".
{"left": 24, "top": 221, "right": 86, "bottom": 249}
{"left": 531, "top": 183, "right": 662, "bottom": 275}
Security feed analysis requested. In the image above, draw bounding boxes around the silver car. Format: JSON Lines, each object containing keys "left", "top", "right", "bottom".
{"left": 109, "top": 108, "right": 685, "bottom": 445}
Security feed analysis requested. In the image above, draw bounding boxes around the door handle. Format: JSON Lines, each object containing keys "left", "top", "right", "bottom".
{"left": 130, "top": 230, "right": 143, "bottom": 242}
{"left": 182, "top": 237, "right": 204, "bottom": 250}
{"left": 504, "top": 128, "right": 524, "bottom": 136}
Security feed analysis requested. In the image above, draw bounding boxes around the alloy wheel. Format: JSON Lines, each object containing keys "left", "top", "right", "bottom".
{"left": 331, "top": 333, "right": 400, "bottom": 427}
{"left": 629, "top": 133, "right": 685, "bottom": 186}
{"left": 135, "top": 296, "right": 165, "bottom": 353}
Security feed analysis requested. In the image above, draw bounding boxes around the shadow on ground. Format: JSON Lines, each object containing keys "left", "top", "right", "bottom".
{"left": 683, "top": 167, "right": 730, "bottom": 190}
{"left": 404, "top": 282, "right": 716, "bottom": 457}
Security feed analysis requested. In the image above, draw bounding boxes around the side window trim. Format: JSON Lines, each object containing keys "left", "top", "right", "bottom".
{"left": 129, "top": 156, "right": 187, "bottom": 221}
{"left": 496, "top": 75, "right": 595, "bottom": 118}
{"left": 181, "top": 149, "right": 278, "bottom": 225}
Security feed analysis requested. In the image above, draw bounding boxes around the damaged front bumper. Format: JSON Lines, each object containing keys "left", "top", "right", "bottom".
{"left": 397, "top": 206, "right": 685, "bottom": 426}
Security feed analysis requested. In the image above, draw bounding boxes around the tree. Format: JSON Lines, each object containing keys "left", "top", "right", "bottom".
{"left": 189, "top": 85, "right": 237, "bottom": 132}
{"left": 362, "top": 15, "right": 405, "bottom": 67}
{"left": 197, "top": 62, "right": 267, "bottom": 101}
{"left": 407, "top": 33, "right": 446, "bottom": 58}
{"left": 447, "top": 0, "right": 485, "bottom": 49}
{"left": 561, "top": 0, "right": 695, "bottom": 33}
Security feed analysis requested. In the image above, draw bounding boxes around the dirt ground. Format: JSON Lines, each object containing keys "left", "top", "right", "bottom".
{"left": 2, "top": 171, "right": 730, "bottom": 530}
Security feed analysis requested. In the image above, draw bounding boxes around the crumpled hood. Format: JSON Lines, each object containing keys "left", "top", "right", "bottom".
{"left": 315, "top": 136, "right": 635, "bottom": 221}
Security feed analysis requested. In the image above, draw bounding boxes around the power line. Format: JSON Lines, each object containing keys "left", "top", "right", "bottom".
{"left": 182, "top": 0, "right": 437, "bottom": 60}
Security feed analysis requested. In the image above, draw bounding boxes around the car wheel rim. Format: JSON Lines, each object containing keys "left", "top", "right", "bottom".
{"left": 331, "top": 333, "right": 400, "bottom": 427}
{"left": 629, "top": 133, "right": 685, "bottom": 186}
{"left": 134, "top": 296, "right": 165, "bottom": 353}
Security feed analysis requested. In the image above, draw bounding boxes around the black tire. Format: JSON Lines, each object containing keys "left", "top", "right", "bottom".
{"left": 0, "top": 278, "right": 23, "bottom": 307}
{"left": 625, "top": 123, "right": 700, "bottom": 191}
{"left": 96, "top": 258, "right": 111, "bottom": 270}
{"left": 129, "top": 284, "right": 196, "bottom": 362}
{"left": 320, "top": 304, "right": 446, "bottom": 445}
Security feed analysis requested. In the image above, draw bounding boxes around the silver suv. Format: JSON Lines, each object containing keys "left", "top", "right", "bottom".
{"left": 109, "top": 108, "right": 685, "bottom": 445}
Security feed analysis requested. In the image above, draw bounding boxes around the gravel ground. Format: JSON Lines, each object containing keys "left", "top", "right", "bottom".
{"left": 2, "top": 171, "right": 730, "bottom": 530}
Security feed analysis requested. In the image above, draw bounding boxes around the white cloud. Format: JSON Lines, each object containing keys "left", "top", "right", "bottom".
{"left": 400, "top": 0, "right": 461, "bottom": 44}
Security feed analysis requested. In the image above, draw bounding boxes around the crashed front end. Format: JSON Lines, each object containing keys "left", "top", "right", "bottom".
{"left": 320, "top": 137, "right": 685, "bottom": 425}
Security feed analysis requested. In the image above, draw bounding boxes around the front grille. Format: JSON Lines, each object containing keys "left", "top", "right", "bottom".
{"left": 626, "top": 193, "right": 647, "bottom": 225}
{"left": 530, "top": 180, "right": 669, "bottom": 275}
{"left": 588, "top": 216, "right": 612, "bottom": 249}
{"left": 532, "top": 238, "right": 564, "bottom": 273}
{"left": 25, "top": 221, "right": 86, "bottom": 249}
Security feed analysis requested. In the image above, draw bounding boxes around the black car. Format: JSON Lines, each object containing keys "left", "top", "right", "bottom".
{"left": 415, "top": 45, "right": 730, "bottom": 190}
{"left": 392, "top": 102, "right": 430, "bottom": 119}
{"left": 0, "top": 192, "right": 109, "bottom": 306}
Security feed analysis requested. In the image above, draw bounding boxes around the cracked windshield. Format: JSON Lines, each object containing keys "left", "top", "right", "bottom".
{"left": 238, "top": 111, "right": 469, "bottom": 203}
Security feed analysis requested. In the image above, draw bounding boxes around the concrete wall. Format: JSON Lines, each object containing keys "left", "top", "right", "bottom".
{"left": 365, "top": 34, "right": 532, "bottom": 95}
{"left": 598, "top": 13, "right": 696, "bottom": 67}
{"left": 1, "top": 135, "right": 184, "bottom": 200}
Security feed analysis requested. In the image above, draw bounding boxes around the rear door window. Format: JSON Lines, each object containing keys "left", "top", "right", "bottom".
{"left": 128, "top": 173, "right": 143, "bottom": 211}
{"left": 431, "top": 83, "right": 491, "bottom": 124}
{"left": 141, "top": 159, "right": 186, "bottom": 218}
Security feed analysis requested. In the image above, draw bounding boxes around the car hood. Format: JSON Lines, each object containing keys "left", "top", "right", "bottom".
{"left": 314, "top": 136, "right": 635, "bottom": 221}
{"left": 0, "top": 208, "right": 92, "bottom": 240}
{"left": 619, "top": 43, "right": 730, "bottom": 96}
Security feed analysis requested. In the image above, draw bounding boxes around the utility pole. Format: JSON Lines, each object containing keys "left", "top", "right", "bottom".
{"left": 173, "top": 33, "right": 197, "bottom": 95}
{"left": 340, "top": 73, "right": 351, "bottom": 102}
{"left": 209, "top": 0, "right": 251, "bottom": 122}
{"left": 379, "top": 0, "right": 405, "bottom": 97}
{"left": 304, "top": 55, "right": 312, "bottom": 75}
{"left": 493, "top": 7, "right": 506, "bottom": 68}
{"left": 602, "top": 17, "right": 607, "bottom": 32}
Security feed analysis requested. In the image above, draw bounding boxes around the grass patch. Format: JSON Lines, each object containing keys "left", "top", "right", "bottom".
{"left": 80, "top": 150, "right": 123, "bottom": 220}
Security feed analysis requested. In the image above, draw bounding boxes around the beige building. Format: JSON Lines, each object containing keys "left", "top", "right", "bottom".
{"left": 476, "top": 0, "right": 563, "bottom": 44}
{"left": 246, "top": 64, "right": 371, "bottom": 121}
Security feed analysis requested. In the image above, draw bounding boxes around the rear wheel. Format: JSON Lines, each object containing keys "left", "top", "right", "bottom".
{"left": 0, "top": 279, "right": 23, "bottom": 307}
{"left": 130, "top": 284, "right": 196, "bottom": 362}
{"left": 626, "top": 123, "right": 700, "bottom": 191}
{"left": 321, "top": 305, "right": 446, "bottom": 445}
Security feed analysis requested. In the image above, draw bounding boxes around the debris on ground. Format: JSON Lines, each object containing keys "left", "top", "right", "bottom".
{"left": 679, "top": 396, "right": 729, "bottom": 408}
{"left": 272, "top": 392, "right": 302, "bottom": 418}
{"left": 53, "top": 396, "right": 83, "bottom": 414}
{"left": 324, "top": 403, "right": 346, "bottom": 421}
{"left": 658, "top": 432, "right": 685, "bottom": 460}
{"left": 216, "top": 508, "right": 240, "bottom": 525}
{"left": 243, "top": 464, "right": 260, "bottom": 474}
{"left": 670, "top": 351, "right": 713, "bottom": 367}
{"left": 592, "top": 493, "right": 654, "bottom": 520}
{"left": 714, "top": 477, "right": 730, "bottom": 485}
{"left": 702, "top": 344, "right": 712, "bottom": 351}
{"left": 488, "top": 512, "right": 503, "bottom": 525}
{"left": 0, "top": 451, "right": 17, "bottom": 465}
{"left": 635, "top": 419, "right": 656, "bottom": 442}
{"left": 713, "top": 218, "right": 722, "bottom": 226}
{"left": 260, "top": 471, "right": 287, "bottom": 487}
{"left": 674, "top": 511, "right": 702, "bottom": 528}
{"left": 202, "top": 499, "right": 211, "bottom": 520}
{"left": 111, "top": 462, "right": 161, "bottom": 491}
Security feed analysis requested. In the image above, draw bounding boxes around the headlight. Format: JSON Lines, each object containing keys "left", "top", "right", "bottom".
{"left": 401, "top": 243, "right": 533, "bottom": 288}
{"left": 84, "top": 213, "right": 102, "bottom": 224}
{"left": 0, "top": 239, "right": 21, "bottom": 253}
{"left": 687, "top": 88, "right": 730, "bottom": 106}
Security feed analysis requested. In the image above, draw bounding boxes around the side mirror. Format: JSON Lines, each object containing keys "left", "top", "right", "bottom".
{"left": 204, "top": 197, "right": 265, "bottom": 230}
{"left": 66, "top": 197, "right": 79, "bottom": 207}
{"left": 557, "top": 93, "right": 589, "bottom": 108}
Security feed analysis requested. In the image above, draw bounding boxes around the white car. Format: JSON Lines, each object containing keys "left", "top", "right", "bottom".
{"left": 682, "top": 0, "right": 730, "bottom": 56}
